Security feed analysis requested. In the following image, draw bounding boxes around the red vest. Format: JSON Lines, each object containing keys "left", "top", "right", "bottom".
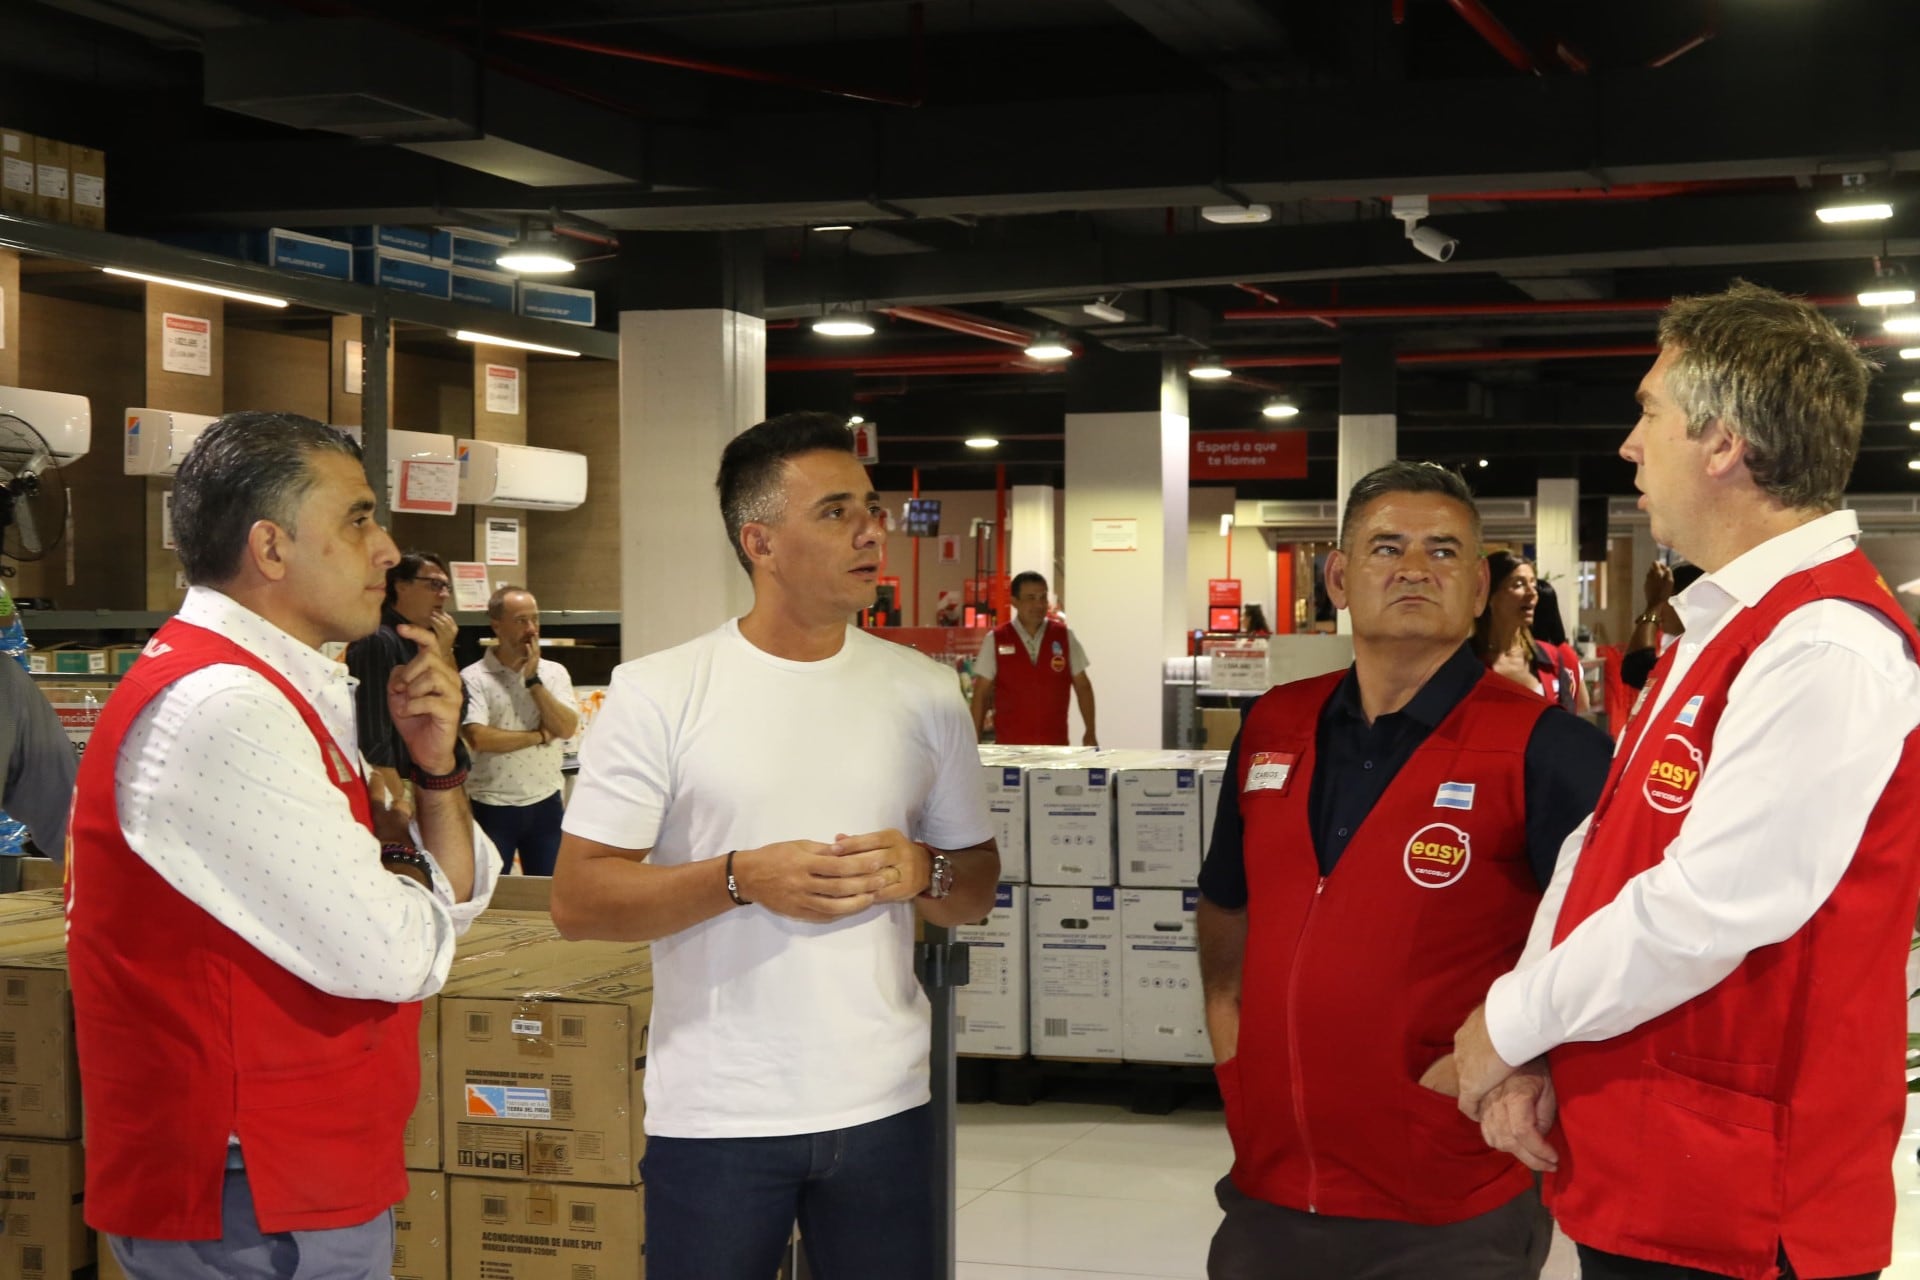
{"left": 1545, "top": 550, "right": 1920, "bottom": 1280}
{"left": 1221, "top": 668, "right": 1549, "bottom": 1223}
{"left": 990, "top": 619, "right": 1074, "bottom": 745}
{"left": 66, "top": 619, "right": 420, "bottom": 1240}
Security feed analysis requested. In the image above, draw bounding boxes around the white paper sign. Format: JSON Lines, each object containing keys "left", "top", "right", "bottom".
{"left": 485, "top": 516, "right": 520, "bottom": 565}
{"left": 485, "top": 363, "right": 521, "bottom": 416}
{"left": 161, "top": 490, "right": 174, "bottom": 549}
{"left": 162, "top": 312, "right": 212, "bottom": 377}
{"left": 1090, "top": 517, "right": 1138, "bottom": 552}
{"left": 450, "top": 561, "right": 492, "bottom": 612}
{"left": 343, "top": 339, "right": 364, "bottom": 395}
{"left": 394, "top": 458, "right": 458, "bottom": 515}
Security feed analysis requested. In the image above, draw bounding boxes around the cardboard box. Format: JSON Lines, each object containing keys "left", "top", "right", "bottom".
{"left": 25, "top": 650, "right": 105, "bottom": 677}
{"left": 518, "top": 280, "right": 596, "bottom": 326}
{"left": 31, "top": 137, "right": 68, "bottom": 224}
{"left": 980, "top": 763, "right": 1029, "bottom": 883}
{"left": 1116, "top": 759, "right": 1204, "bottom": 888}
{"left": 0, "top": 931, "right": 79, "bottom": 1139}
{"left": 344, "top": 225, "right": 453, "bottom": 261}
{"left": 1200, "top": 707, "right": 1242, "bottom": 752}
{"left": 105, "top": 647, "right": 142, "bottom": 677}
{"left": 1199, "top": 759, "right": 1228, "bottom": 860}
{"left": 1026, "top": 760, "right": 1117, "bottom": 886}
{"left": 449, "top": 1175, "right": 643, "bottom": 1280}
{"left": 1028, "top": 886, "right": 1120, "bottom": 1060}
{"left": 1119, "top": 889, "right": 1208, "bottom": 1064}
{"left": 956, "top": 884, "right": 1027, "bottom": 1057}
{"left": 451, "top": 266, "right": 517, "bottom": 313}
{"left": 0, "top": 1138, "right": 89, "bottom": 1279}
{"left": 405, "top": 994, "right": 442, "bottom": 1170}
{"left": 354, "top": 247, "right": 452, "bottom": 298}
{"left": 440, "top": 941, "right": 651, "bottom": 1185}
{"left": 67, "top": 147, "right": 103, "bottom": 231}
{"left": 263, "top": 228, "right": 354, "bottom": 281}
{"left": 394, "top": 1170, "right": 448, "bottom": 1280}
{"left": 447, "top": 227, "right": 514, "bottom": 271}
{"left": 0, "top": 128, "right": 33, "bottom": 216}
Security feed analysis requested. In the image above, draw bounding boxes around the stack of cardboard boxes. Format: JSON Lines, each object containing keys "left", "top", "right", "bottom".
{"left": 0, "top": 126, "right": 106, "bottom": 229}
{"left": 959, "top": 746, "right": 1230, "bottom": 1070}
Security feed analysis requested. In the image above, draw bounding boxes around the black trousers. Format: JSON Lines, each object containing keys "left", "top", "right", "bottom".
{"left": 1577, "top": 1243, "right": 1879, "bottom": 1280}
{"left": 1207, "top": 1176, "right": 1552, "bottom": 1280}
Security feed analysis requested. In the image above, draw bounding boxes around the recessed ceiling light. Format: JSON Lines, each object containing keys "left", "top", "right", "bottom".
{"left": 965, "top": 436, "right": 999, "bottom": 449}
{"left": 1190, "top": 360, "right": 1232, "bottom": 380}
{"left": 1817, "top": 202, "right": 1894, "bottom": 224}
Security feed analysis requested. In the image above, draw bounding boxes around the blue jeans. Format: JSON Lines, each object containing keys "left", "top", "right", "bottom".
{"left": 471, "top": 791, "right": 564, "bottom": 876}
{"left": 640, "top": 1103, "right": 934, "bottom": 1280}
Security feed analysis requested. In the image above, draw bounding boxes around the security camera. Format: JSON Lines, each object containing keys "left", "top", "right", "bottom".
{"left": 1409, "top": 224, "right": 1459, "bottom": 263}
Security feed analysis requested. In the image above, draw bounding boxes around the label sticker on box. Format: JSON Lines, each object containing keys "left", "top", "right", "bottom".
{"left": 510, "top": 1017, "right": 543, "bottom": 1037}
{"left": 465, "top": 1084, "right": 552, "bottom": 1120}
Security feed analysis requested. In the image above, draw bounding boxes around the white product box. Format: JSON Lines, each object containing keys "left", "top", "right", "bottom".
{"left": 1117, "top": 758, "right": 1205, "bottom": 888}
{"left": 1028, "top": 886, "right": 1121, "bottom": 1060}
{"left": 1120, "top": 889, "right": 1209, "bottom": 1064}
{"left": 1198, "top": 756, "right": 1229, "bottom": 861}
{"left": 956, "top": 884, "right": 1027, "bottom": 1057}
{"left": 1027, "top": 759, "right": 1118, "bottom": 885}
{"left": 981, "top": 763, "right": 1030, "bottom": 883}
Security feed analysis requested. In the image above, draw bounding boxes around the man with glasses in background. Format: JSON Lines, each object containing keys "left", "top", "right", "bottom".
{"left": 347, "top": 550, "right": 463, "bottom": 818}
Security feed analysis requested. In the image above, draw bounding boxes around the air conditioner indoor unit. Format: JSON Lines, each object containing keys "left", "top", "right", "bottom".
{"left": 123, "top": 406, "right": 219, "bottom": 476}
{"left": 0, "top": 386, "right": 91, "bottom": 463}
{"left": 457, "top": 440, "right": 587, "bottom": 511}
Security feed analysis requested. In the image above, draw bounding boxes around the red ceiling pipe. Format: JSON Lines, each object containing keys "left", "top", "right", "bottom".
{"left": 1235, "top": 283, "right": 1337, "bottom": 330}
{"left": 1444, "top": 0, "right": 1539, "bottom": 75}
{"left": 1651, "top": 0, "right": 1719, "bottom": 68}
{"left": 769, "top": 350, "right": 1029, "bottom": 373}
{"left": 884, "top": 306, "right": 1036, "bottom": 348}
{"left": 495, "top": 27, "right": 924, "bottom": 108}
{"left": 1221, "top": 345, "right": 1658, "bottom": 369}
{"left": 1430, "top": 179, "right": 1782, "bottom": 201}
{"left": 1224, "top": 294, "right": 1856, "bottom": 322}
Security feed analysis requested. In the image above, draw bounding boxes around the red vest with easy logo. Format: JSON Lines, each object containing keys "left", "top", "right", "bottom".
{"left": 1545, "top": 550, "right": 1920, "bottom": 1280}
{"left": 1221, "top": 667, "right": 1549, "bottom": 1223}
{"left": 66, "top": 619, "right": 420, "bottom": 1240}
{"left": 991, "top": 619, "right": 1074, "bottom": 745}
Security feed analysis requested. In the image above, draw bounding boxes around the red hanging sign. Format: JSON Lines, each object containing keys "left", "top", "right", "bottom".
{"left": 1190, "top": 431, "right": 1308, "bottom": 480}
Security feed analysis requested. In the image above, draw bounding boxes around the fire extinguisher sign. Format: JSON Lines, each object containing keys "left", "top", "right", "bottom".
{"left": 852, "top": 423, "right": 879, "bottom": 464}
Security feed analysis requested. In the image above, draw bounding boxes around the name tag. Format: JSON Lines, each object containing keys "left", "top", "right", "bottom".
{"left": 998, "top": 644, "right": 1017, "bottom": 655}
{"left": 1244, "top": 751, "right": 1296, "bottom": 794}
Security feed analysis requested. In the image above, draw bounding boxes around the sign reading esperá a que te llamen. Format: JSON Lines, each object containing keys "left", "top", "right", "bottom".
{"left": 1190, "top": 431, "right": 1307, "bottom": 480}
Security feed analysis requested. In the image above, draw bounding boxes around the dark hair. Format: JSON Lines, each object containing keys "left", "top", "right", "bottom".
{"left": 171, "top": 411, "right": 362, "bottom": 586}
{"left": 1532, "top": 578, "right": 1569, "bottom": 646}
{"left": 1010, "top": 571, "right": 1048, "bottom": 600}
{"left": 487, "top": 583, "right": 532, "bottom": 620}
{"left": 384, "top": 549, "right": 452, "bottom": 608}
{"left": 1473, "top": 550, "right": 1538, "bottom": 661}
{"left": 715, "top": 411, "right": 858, "bottom": 573}
{"left": 1339, "top": 460, "right": 1482, "bottom": 551}
{"left": 1243, "top": 603, "right": 1270, "bottom": 633}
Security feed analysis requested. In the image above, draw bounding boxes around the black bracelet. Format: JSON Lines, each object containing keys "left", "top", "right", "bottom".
{"left": 381, "top": 843, "right": 435, "bottom": 885}
{"left": 725, "top": 849, "right": 751, "bottom": 907}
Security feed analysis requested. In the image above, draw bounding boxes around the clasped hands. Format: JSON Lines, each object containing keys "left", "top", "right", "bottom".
{"left": 1419, "top": 1004, "right": 1561, "bottom": 1174}
{"left": 728, "top": 829, "right": 929, "bottom": 925}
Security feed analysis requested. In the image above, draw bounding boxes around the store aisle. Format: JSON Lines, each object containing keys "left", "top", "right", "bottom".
{"left": 956, "top": 1095, "right": 1920, "bottom": 1279}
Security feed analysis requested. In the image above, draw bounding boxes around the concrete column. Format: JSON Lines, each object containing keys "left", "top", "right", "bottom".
{"left": 1535, "top": 477, "right": 1580, "bottom": 641}
{"left": 1008, "top": 484, "right": 1056, "bottom": 592}
{"left": 1064, "top": 350, "right": 1188, "bottom": 749}
{"left": 1335, "top": 333, "right": 1397, "bottom": 634}
{"left": 617, "top": 234, "right": 766, "bottom": 661}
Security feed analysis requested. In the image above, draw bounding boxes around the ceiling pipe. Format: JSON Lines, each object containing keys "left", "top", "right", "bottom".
{"left": 1444, "top": 0, "right": 1540, "bottom": 75}
{"left": 769, "top": 350, "right": 1047, "bottom": 373}
{"left": 883, "top": 306, "right": 1037, "bottom": 348}
{"left": 1650, "top": 0, "right": 1720, "bottom": 68}
{"left": 1235, "top": 282, "right": 1337, "bottom": 330}
{"left": 1224, "top": 294, "right": 1856, "bottom": 322}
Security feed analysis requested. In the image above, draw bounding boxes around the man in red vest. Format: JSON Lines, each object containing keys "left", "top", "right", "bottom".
{"left": 1198, "top": 461, "right": 1611, "bottom": 1278}
{"left": 970, "top": 571, "right": 1097, "bottom": 746}
{"left": 66, "top": 412, "right": 495, "bottom": 1279}
{"left": 1453, "top": 282, "right": 1920, "bottom": 1280}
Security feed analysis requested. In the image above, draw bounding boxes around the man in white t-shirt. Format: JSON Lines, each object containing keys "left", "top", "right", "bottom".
{"left": 460, "top": 585, "right": 579, "bottom": 875}
{"left": 552, "top": 411, "right": 998, "bottom": 1280}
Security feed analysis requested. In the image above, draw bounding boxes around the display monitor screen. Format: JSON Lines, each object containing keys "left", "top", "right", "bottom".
{"left": 903, "top": 498, "right": 942, "bottom": 537}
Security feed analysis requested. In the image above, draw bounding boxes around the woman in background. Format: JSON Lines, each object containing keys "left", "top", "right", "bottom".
{"left": 1473, "top": 550, "right": 1590, "bottom": 713}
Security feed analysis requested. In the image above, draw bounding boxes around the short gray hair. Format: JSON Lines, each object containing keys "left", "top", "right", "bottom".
{"left": 171, "top": 412, "right": 362, "bottom": 585}
{"left": 1340, "top": 460, "right": 1482, "bottom": 551}
{"left": 486, "top": 584, "right": 532, "bottom": 619}
{"left": 1657, "top": 281, "right": 1874, "bottom": 512}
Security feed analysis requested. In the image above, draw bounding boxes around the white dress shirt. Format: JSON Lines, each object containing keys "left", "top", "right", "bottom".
{"left": 1486, "top": 511, "right": 1920, "bottom": 1065}
{"left": 110, "top": 587, "right": 498, "bottom": 1006}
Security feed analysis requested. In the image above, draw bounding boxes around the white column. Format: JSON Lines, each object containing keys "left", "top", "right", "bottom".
{"left": 1333, "top": 413, "right": 1397, "bottom": 635}
{"left": 1008, "top": 484, "right": 1056, "bottom": 591}
{"left": 1535, "top": 477, "right": 1580, "bottom": 641}
{"left": 618, "top": 308, "right": 766, "bottom": 661}
{"left": 1063, "top": 367, "right": 1188, "bottom": 749}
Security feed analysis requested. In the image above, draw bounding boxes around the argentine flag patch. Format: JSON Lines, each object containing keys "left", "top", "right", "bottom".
{"left": 1434, "top": 781, "right": 1476, "bottom": 811}
{"left": 1676, "top": 695, "right": 1704, "bottom": 728}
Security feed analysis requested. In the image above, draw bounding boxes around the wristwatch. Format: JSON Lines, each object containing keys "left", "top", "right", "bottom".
{"left": 525, "top": 674, "right": 543, "bottom": 689}
{"left": 923, "top": 851, "right": 954, "bottom": 900}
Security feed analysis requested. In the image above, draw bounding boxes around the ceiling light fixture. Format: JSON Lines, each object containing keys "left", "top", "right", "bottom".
{"left": 101, "top": 267, "right": 288, "bottom": 308}
{"left": 1023, "top": 334, "right": 1074, "bottom": 361}
{"left": 1890, "top": 314, "right": 1920, "bottom": 335}
{"left": 1478, "top": 458, "right": 1490, "bottom": 468}
{"left": 1902, "top": 389, "right": 1920, "bottom": 403}
{"left": 1200, "top": 204, "right": 1273, "bottom": 225}
{"left": 1902, "top": 349, "right": 1920, "bottom": 360}
{"left": 1908, "top": 458, "right": 1920, "bottom": 470}
{"left": 1817, "top": 202, "right": 1894, "bottom": 224}
{"left": 811, "top": 224, "right": 855, "bottom": 232}
{"left": 1083, "top": 298, "right": 1128, "bottom": 324}
{"left": 1190, "top": 359, "right": 1233, "bottom": 380}
{"left": 965, "top": 436, "right": 1000, "bottom": 450}
{"left": 1908, "top": 421, "right": 1920, "bottom": 431}
{"left": 848, "top": 414, "right": 865, "bottom": 424}
{"left": 1261, "top": 399, "right": 1300, "bottom": 419}
{"left": 1860, "top": 288, "right": 1916, "bottom": 307}
{"left": 813, "top": 309, "right": 876, "bottom": 337}
{"left": 495, "top": 223, "right": 577, "bottom": 275}
{"left": 453, "top": 330, "right": 581, "bottom": 357}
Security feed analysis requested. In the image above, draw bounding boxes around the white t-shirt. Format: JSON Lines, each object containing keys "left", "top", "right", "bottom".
{"left": 562, "top": 619, "right": 992, "bottom": 1139}
{"left": 461, "top": 653, "right": 576, "bottom": 806}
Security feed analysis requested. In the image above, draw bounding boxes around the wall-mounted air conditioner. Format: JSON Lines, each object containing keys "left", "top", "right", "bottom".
{"left": 388, "top": 429, "right": 460, "bottom": 515}
{"left": 123, "top": 406, "right": 219, "bottom": 476}
{"left": 0, "top": 386, "right": 91, "bottom": 463}
{"left": 457, "top": 440, "right": 587, "bottom": 511}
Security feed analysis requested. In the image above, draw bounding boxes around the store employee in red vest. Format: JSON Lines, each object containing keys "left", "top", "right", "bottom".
{"left": 1198, "top": 461, "right": 1612, "bottom": 1280}
{"left": 66, "top": 412, "right": 497, "bottom": 1280}
{"left": 971, "top": 570, "right": 1098, "bottom": 746}
{"left": 1453, "top": 283, "right": 1920, "bottom": 1280}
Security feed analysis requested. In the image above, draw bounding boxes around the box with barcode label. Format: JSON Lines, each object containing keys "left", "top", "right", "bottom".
{"left": 956, "top": 884, "right": 1027, "bottom": 1057}
{"left": 981, "top": 763, "right": 1030, "bottom": 882}
{"left": 1120, "top": 889, "right": 1209, "bottom": 1064}
{"left": 1028, "top": 886, "right": 1121, "bottom": 1060}
{"left": 449, "top": 1175, "right": 643, "bottom": 1280}
{"left": 0, "top": 1138, "right": 88, "bottom": 1279}
{"left": 0, "top": 926, "right": 79, "bottom": 1141}
{"left": 394, "top": 1170, "right": 448, "bottom": 1280}
{"left": 439, "top": 939, "right": 652, "bottom": 1186}
{"left": 1027, "top": 759, "right": 1119, "bottom": 885}
{"left": 1117, "top": 759, "right": 1205, "bottom": 888}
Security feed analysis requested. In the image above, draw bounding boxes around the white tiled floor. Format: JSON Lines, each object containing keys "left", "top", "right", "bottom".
{"left": 955, "top": 1094, "right": 1920, "bottom": 1279}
